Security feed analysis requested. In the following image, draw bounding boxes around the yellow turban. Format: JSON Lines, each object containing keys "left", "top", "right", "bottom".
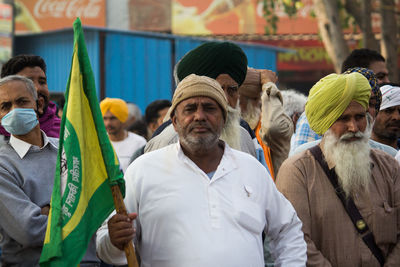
{"left": 100, "top": 98, "right": 129, "bottom": 123}
{"left": 305, "top": 72, "right": 371, "bottom": 135}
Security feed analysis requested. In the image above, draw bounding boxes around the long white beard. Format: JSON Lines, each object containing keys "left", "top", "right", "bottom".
{"left": 322, "top": 123, "right": 372, "bottom": 198}
{"left": 241, "top": 100, "right": 261, "bottom": 130}
{"left": 220, "top": 105, "right": 241, "bottom": 150}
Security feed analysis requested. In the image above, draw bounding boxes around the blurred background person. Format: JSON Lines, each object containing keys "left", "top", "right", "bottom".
{"left": 129, "top": 99, "right": 172, "bottom": 163}
{"left": 100, "top": 97, "right": 146, "bottom": 172}
{"left": 280, "top": 89, "right": 307, "bottom": 151}
{"left": 124, "top": 102, "right": 142, "bottom": 130}
{"left": 238, "top": 68, "right": 293, "bottom": 178}
{"left": 371, "top": 84, "right": 400, "bottom": 150}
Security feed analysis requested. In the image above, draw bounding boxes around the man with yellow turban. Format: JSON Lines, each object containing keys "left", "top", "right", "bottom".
{"left": 276, "top": 72, "right": 400, "bottom": 266}
{"left": 100, "top": 98, "right": 146, "bottom": 172}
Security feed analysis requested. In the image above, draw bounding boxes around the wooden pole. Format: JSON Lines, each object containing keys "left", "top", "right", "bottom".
{"left": 111, "top": 185, "right": 139, "bottom": 267}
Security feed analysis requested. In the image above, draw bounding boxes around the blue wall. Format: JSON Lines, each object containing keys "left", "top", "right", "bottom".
{"left": 104, "top": 33, "right": 172, "bottom": 108}
{"left": 15, "top": 28, "right": 282, "bottom": 113}
{"left": 15, "top": 30, "right": 101, "bottom": 96}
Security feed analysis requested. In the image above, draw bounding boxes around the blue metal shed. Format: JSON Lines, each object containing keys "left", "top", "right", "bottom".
{"left": 15, "top": 27, "right": 288, "bottom": 113}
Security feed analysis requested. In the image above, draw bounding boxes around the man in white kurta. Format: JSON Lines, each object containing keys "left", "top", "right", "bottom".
{"left": 100, "top": 97, "right": 146, "bottom": 172}
{"left": 96, "top": 74, "right": 306, "bottom": 267}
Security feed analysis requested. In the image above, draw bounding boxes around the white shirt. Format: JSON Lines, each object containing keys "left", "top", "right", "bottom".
{"left": 96, "top": 142, "right": 306, "bottom": 267}
{"left": 111, "top": 131, "right": 146, "bottom": 172}
{"left": 9, "top": 130, "right": 56, "bottom": 159}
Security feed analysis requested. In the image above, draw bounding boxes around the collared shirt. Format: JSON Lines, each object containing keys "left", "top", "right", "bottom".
{"left": 277, "top": 147, "right": 400, "bottom": 267}
{"left": 290, "top": 112, "right": 321, "bottom": 154}
{"left": 96, "top": 142, "right": 306, "bottom": 267}
{"left": 0, "top": 131, "right": 100, "bottom": 266}
{"left": 0, "top": 131, "right": 58, "bottom": 266}
{"left": 9, "top": 130, "right": 54, "bottom": 159}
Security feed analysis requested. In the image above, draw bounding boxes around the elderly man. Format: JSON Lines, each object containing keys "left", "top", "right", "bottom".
{"left": 277, "top": 72, "right": 400, "bottom": 266}
{"left": 96, "top": 74, "right": 306, "bottom": 267}
{"left": 145, "top": 42, "right": 262, "bottom": 162}
{"left": 291, "top": 49, "right": 390, "bottom": 152}
{"left": 0, "top": 75, "right": 99, "bottom": 266}
{"left": 100, "top": 98, "right": 146, "bottom": 172}
{"left": 371, "top": 84, "right": 400, "bottom": 150}
{"left": 291, "top": 67, "right": 397, "bottom": 157}
{"left": 239, "top": 68, "right": 293, "bottom": 177}
{"left": 0, "top": 55, "right": 61, "bottom": 139}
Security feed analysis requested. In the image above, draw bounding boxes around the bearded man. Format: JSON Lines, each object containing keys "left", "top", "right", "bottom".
{"left": 276, "top": 72, "right": 400, "bottom": 266}
{"left": 239, "top": 68, "right": 293, "bottom": 177}
{"left": 96, "top": 74, "right": 306, "bottom": 267}
{"left": 291, "top": 67, "right": 397, "bottom": 158}
{"left": 144, "top": 42, "right": 267, "bottom": 169}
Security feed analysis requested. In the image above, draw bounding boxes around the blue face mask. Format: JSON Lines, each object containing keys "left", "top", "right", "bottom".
{"left": 1, "top": 108, "right": 39, "bottom": 135}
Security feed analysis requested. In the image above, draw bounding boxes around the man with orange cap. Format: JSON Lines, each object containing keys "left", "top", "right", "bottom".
{"left": 100, "top": 98, "right": 146, "bottom": 172}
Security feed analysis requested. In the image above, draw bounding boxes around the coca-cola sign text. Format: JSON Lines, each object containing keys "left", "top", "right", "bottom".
{"left": 33, "top": 0, "right": 102, "bottom": 19}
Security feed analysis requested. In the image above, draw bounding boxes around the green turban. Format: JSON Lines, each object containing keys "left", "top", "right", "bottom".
{"left": 305, "top": 72, "right": 371, "bottom": 135}
{"left": 176, "top": 42, "right": 248, "bottom": 86}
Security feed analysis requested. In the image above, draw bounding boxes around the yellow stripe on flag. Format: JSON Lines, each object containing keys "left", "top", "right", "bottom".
{"left": 62, "top": 46, "right": 108, "bottom": 237}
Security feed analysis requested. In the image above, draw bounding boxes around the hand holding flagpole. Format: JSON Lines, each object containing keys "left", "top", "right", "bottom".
{"left": 111, "top": 185, "right": 139, "bottom": 267}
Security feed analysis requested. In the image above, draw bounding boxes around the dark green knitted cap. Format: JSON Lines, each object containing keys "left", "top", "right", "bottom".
{"left": 176, "top": 42, "right": 248, "bottom": 86}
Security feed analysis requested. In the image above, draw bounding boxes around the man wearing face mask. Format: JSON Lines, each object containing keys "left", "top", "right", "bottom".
{"left": 0, "top": 76, "right": 99, "bottom": 266}
{"left": 0, "top": 55, "right": 61, "bottom": 146}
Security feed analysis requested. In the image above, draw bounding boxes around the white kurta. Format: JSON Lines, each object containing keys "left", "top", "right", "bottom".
{"left": 97, "top": 142, "right": 306, "bottom": 267}
{"left": 111, "top": 131, "right": 146, "bottom": 172}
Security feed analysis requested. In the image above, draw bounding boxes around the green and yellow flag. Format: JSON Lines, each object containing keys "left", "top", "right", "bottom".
{"left": 40, "top": 18, "right": 124, "bottom": 266}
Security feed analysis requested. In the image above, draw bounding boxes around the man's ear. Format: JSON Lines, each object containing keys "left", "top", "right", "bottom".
{"left": 37, "top": 97, "right": 45, "bottom": 116}
{"left": 148, "top": 122, "right": 157, "bottom": 133}
{"left": 171, "top": 114, "right": 178, "bottom": 131}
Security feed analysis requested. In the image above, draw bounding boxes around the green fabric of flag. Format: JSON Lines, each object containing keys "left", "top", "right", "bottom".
{"left": 40, "top": 18, "right": 125, "bottom": 266}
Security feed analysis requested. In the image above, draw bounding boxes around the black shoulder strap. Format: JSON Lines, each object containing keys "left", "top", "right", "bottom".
{"left": 309, "top": 145, "right": 385, "bottom": 266}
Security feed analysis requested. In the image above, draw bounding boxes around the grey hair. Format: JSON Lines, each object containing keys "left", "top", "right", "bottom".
{"left": 281, "top": 89, "right": 307, "bottom": 117}
{"left": 0, "top": 75, "right": 38, "bottom": 100}
{"left": 126, "top": 102, "right": 142, "bottom": 120}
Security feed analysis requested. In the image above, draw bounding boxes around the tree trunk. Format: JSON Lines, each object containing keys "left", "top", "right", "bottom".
{"left": 345, "top": 0, "right": 379, "bottom": 50}
{"left": 379, "top": 0, "right": 399, "bottom": 82}
{"left": 360, "top": 0, "right": 379, "bottom": 50}
{"left": 313, "top": 0, "right": 349, "bottom": 73}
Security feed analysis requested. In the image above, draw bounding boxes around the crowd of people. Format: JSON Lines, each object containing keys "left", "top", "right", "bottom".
{"left": 0, "top": 43, "right": 399, "bottom": 267}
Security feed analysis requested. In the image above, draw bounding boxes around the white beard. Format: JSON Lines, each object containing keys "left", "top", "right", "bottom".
{"left": 322, "top": 122, "right": 372, "bottom": 198}
{"left": 241, "top": 100, "right": 261, "bottom": 130}
{"left": 220, "top": 105, "right": 241, "bottom": 150}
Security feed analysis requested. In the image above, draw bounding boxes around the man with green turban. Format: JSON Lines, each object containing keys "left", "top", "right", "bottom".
{"left": 145, "top": 41, "right": 272, "bottom": 176}
{"left": 276, "top": 72, "right": 400, "bottom": 266}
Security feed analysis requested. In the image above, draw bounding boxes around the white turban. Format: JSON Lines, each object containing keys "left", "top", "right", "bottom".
{"left": 380, "top": 85, "right": 400, "bottom": 110}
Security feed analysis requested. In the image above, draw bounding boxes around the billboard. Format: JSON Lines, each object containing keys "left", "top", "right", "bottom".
{"left": 172, "top": 0, "right": 318, "bottom": 35}
{"left": 15, "top": 0, "right": 105, "bottom": 33}
{"left": 0, "top": 2, "right": 12, "bottom": 65}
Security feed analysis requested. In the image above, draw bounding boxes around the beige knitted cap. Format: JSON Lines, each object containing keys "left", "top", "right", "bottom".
{"left": 169, "top": 74, "right": 228, "bottom": 120}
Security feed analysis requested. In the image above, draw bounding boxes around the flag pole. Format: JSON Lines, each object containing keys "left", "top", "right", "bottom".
{"left": 111, "top": 185, "right": 139, "bottom": 267}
